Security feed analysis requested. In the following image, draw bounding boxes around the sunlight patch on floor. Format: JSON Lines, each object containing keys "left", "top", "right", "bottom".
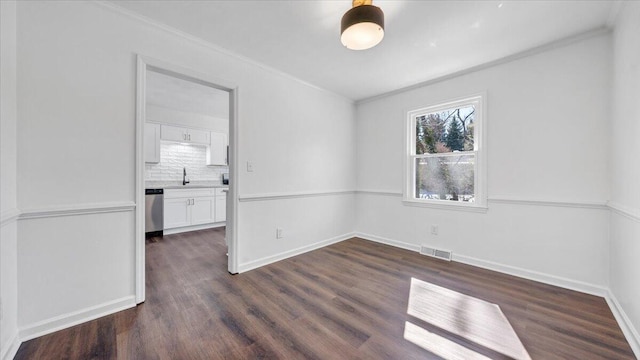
{"left": 404, "top": 321, "right": 492, "bottom": 360}
{"left": 406, "top": 277, "right": 531, "bottom": 360}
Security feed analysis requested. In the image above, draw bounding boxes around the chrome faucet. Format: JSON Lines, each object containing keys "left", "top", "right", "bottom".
{"left": 183, "top": 167, "right": 190, "bottom": 186}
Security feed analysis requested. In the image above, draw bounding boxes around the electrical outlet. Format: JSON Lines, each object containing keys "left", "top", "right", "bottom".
{"left": 431, "top": 225, "right": 439, "bottom": 235}
{"left": 247, "top": 161, "right": 254, "bottom": 172}
{"left": 276, "top": 228, "right": 284, "bottom": 239}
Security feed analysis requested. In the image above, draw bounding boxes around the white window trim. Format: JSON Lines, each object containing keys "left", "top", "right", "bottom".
{"left": 403, "top": 93, "right": 487, "bottom": 212}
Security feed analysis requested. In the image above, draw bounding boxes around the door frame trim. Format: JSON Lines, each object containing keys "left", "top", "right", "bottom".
{"left": 135, "top": 55, "right": 240, "bottom": 303}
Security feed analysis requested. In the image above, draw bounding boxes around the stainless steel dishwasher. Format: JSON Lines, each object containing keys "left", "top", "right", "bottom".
{"left": 145, "top": 188, "right": 164, "bottom": 237}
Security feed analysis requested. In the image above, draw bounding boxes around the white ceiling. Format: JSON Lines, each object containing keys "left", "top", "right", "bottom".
{"left": 113, "top": 0, "right": 616, "bottom": 101}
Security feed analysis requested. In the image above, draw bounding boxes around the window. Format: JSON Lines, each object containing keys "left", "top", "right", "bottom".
{"left": 404, "top": 95, "right": 486, "bottom": 210}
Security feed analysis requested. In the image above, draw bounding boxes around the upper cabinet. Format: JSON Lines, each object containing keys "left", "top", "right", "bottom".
{"left": 146, "top": 123, "right": 228, "bottom": 167}
{"left": 144, "top": 122, "right": 160, "bottom": 164}
{"left": 161, "top": 124, "right": 210, "bottom": 145}
{"left": 207, "top": 131, "right": 228, "bottom": 166}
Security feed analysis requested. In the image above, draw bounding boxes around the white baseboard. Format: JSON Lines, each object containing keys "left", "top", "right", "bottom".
{"left": 355, "top": 232, "right": 607, "bottom": 297}
{"left": 355, "top": 232, "right": 421, "bottom": 252}
{"left": 1, "top": 331, "right": 20, "bottom": 360}
{"left": 19, "top": 295, "right": 136, "bottom": 342}
{"left": 605, "top": 290, "right": 640, "bottom": 358}
{"left": 237, "top": 232, "right": 356, "bottom": 273}
{"left": 163, "top": 222, "right": 224, "bottom": 235}
{"left": 452, "top": 254, "right": 608, "bottom": 297}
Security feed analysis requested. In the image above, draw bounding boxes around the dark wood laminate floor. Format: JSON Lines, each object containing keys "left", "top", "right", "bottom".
{"left": 15, "top": 228, "right": 635, "bottom": 359}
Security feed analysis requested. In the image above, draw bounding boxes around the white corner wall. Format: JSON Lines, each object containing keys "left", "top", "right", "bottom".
{"left": 0, "top": 1, "right": 20, "bottom": 359}
{"left": 15, "top": 0, "right": 355, "bottom": 340}
{"left": 355, "top": 34, "right": 612, "bottom": 294}
{"left": 609, "top": 1, "right": 640, "bottom": 355}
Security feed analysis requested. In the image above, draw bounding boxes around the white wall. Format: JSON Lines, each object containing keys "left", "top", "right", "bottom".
{"left": 0, "top": 1, "right": 20, "bottom": 359}
{"left": 355, "top": 34, "right": 611, "bottom": 291}
{"left": 609, "top": 1, "right": 640, "bottom": 354}
{"left": 16, "top": 0, "right": 355, "bottom": 337}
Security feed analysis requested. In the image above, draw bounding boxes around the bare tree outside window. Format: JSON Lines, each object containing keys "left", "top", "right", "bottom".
{"left": 413, "top": 105, "right": 476, "bottom": 202}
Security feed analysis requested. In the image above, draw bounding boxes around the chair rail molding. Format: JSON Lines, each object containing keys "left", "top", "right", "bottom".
{"left": 608, "top": 201, "right": 640, "bottom": 222}
{"left": 355, "top": 190, "right": 609, "bottom": 210}
{"left": 238, "top": 190, "right": 356, "bottom": 202}
{"left": 488, "top": 196, "right": 608, "bottom": 209}
{"left": 1, "top": 208, "right": 20, "bottom": 227}
{"left": 18, "top": 201, "right": 136, "bottom": 220}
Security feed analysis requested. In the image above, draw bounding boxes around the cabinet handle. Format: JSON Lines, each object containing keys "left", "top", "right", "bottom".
{"left": 188, "top": 134, "right": 191, "bottom": 141}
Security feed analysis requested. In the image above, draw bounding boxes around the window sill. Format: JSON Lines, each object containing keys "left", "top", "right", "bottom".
{"left": 402, "top": 198, "right": 488, "bottom": 213}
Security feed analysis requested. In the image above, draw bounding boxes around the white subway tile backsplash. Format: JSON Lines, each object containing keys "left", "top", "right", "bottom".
{"left": 145, "top": 142, "right": 227, "bottom": 182}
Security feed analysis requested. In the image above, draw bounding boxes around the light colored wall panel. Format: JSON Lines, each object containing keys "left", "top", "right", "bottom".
{"left": 0, "top": 1, "right": 20, "bottom": 359}
{"left": 238, "top": 78, "right": 356, "bottom": 196}
{"left": 609, "top": 1, "right": 640, "bottom": 355}
{"left": 0, "top": 222, "right": 19, "bottom": 360}
{"left": 357, "top": 34, "right": 610, "bottom": 202}
{"left": 17, "top": 212, "right": 135, "bottom": 329}
{"left": 357, "top": 193, "right": 609, "bottom": 290}
{"left": 0, "top": 0, "right": 17, "bottom": 213}
{"left": 609, "top": 212, "right": 640, "bottom": 354}
{"left": 355, "top": 34, "right": 611, "bottom": 289}
{"left": 17, "top": 1, "right": 355, "bottom": 209}
{"left": 15, "top": 0, "right": 355, "bottom": 334}
{"left": 610, "top": 2, "right": 640, "bottom": 210}
{"left": 237, "top": 193, "right": 355, "bottom": 270}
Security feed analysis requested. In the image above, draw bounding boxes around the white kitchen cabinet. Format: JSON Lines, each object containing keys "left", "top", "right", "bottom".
{"left": 161, "top": 124, "right": 210, "bottom": 145}
{"left": 214, "top": 188, "right": 227, "bottom": 222}
{"left": 188, "top": 130, "right": 210, "bottom": 145}
{"left": 207, "top": 131, "right": 228, "bottom": 166}
{"left": 144, "top": 122, "right": 160, "bottom": 163}
{"left": 160, "top": 125, "right": 185, "bottom": 142}
{"left": 164, "top": 188, "right": 217, "bottom": 230}
{"left": 191, "top": 196, "right": 215, "bottom": 225}
{"left": 163, "top": 197, "right": 191, "bottom": 229}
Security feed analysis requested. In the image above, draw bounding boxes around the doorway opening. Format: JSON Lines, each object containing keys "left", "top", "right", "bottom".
{"left": 135, "top": 56, "right": 239, "bottom": 303}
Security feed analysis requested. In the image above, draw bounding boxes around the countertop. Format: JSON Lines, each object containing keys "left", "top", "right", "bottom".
{"left": 146, "top": 181, "right": 228, "bottom": 190}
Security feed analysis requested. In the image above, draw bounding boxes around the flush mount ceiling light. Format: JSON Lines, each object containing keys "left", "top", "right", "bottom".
{"left": 340, "top": 0, "right": 385, "bottom": 50}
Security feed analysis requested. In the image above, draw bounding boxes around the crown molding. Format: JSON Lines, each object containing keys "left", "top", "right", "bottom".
{"left": 93, "top": 1, "right": 354, "bottom": 105}
{"left": 357, "top": 26, "right": 611, "bottom": 105}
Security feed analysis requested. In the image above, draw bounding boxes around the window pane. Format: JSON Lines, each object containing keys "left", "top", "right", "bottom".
{"left": 415, "top": 105, "right": 475, "bottom": 155}
{"left": 415, "top": 154, "right": 475, "bottom": 202}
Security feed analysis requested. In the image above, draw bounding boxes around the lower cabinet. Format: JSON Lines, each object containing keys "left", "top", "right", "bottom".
{"left": 214, "top": 188, "right": 227, "bottom": 222}
{"left": 191, "top": 196, "right": 215, "bottom": 225}
{"left": 164, "top": 197, "right": 192, "bottom": 229}
{"left": 164, "top": 188, "right": 221, "bottom": 230}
